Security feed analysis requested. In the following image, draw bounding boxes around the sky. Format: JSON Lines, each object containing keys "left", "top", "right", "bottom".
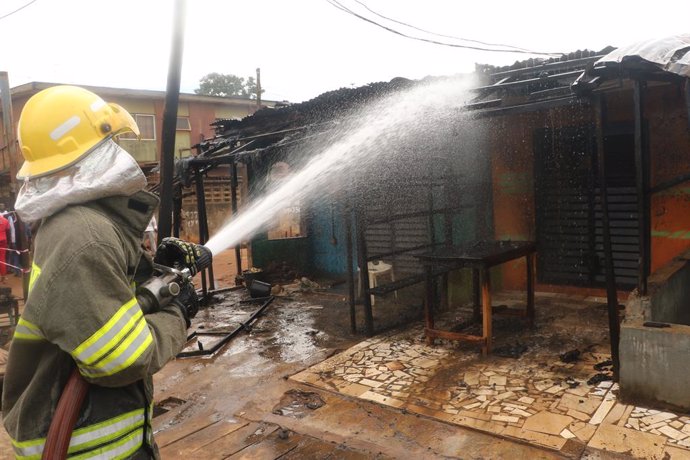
{"left": 0, "top": 0, "right": 688, "bottom": 103}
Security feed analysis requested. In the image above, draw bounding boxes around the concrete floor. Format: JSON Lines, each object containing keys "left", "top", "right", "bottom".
{"left": 150, "top": 288, "right": 569, "bottom": 459}
{"left": 2, "top": 282, "right": 690, "bottom": 459}
{"left": 151, "top": 286, "right": 690, "bottom": 459}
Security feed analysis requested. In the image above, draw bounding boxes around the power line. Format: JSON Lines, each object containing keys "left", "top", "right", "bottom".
{"left": 0, "top": 0, "right": 38, "bottom": 21}
{"left": 326, "top": 0, "right": 563, "bottom": 57}
{"left": 351, "top": 0, "right": 532, "bottom": 52}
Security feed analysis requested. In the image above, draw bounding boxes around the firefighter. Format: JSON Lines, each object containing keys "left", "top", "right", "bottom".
{"left": 1, "top": 85, "right": 201, "bottom": 459}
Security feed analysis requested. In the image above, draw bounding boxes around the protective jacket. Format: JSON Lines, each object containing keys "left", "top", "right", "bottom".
{"left": 2, "top": 190, "right": 187, "bottom": 459}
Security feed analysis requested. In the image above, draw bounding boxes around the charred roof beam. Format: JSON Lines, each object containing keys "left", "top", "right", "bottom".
{"left": 469, "top": 95, "right": 587, "bottom": 117}
{"left": 471, "top": 70, "right": 584, "bottom": 93}
{"left": 487, "top": 55, "right": 606, "bottom": 81}
{"left": 469, "top": 76, "right": 512, "bottom": 103}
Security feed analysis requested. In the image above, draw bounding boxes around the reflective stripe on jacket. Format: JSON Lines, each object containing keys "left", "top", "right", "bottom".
{"left": 1, "top": 191, "right": 187, "bottom": 459}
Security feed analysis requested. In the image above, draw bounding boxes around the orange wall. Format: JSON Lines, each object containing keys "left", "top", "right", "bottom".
{"left": 490, "top": 113, "right": 537, "bottom": 290}
{"left": 188, "top": 102, "right": 221, "bottom": 145}
{"left": 647, "top": 84, "right": 690, "bottom": 272}
{"left": 488, "top": 84, "right": 690, "bottom": 291}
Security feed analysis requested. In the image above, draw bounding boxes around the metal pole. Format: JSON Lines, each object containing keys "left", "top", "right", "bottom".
{"left": 427, "top": 174, "right": 436, "bottom": 245}
{"left": 443, "top": 160, "right": 454, "bottom": 246}
{"left": 172, "top": 183, "right": 182, "bottom": 238}
{"left": 158, "top": 0, "right": 186, "bottom": 244}
{"left": 230, "top": 161, "right": 242, "bottom": 278}
{"left": 595, "top": 94, "right": 620, "bottom": 381}
{"left": 256, "top": 68, "right": 262, "bottom": 109}
{"left": 356, "top": 205, "right": 374, "bottom": 336}
{"left": 345, "top": 200, "right": 356, "bottom": 333}
{"left": 633, "top": 80, "right": 649, "bottom": 296}
{"left": 194, "top": 167, "right": 215, "bottom": 293}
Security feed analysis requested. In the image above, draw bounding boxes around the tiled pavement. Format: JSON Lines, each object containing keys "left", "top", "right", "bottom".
{"left": 292, "top": 326, "right": 690, "bottom": 459}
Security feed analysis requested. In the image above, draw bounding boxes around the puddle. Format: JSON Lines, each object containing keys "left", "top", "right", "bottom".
{"left": 256, "top": 300, "right": 331, "bottom": 364}
{"left": 153, "top": 396, "right": 187, "bottom": 418}
{"left": 272, "top": 389, "right": 325, "bottom": 418}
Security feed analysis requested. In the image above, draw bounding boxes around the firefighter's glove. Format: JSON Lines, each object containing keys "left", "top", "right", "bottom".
{"left": 171, "top": 283, "right": 199, "bottom": 328}
{"left": 154, "top": 237, "right": 204, "bottom": 275}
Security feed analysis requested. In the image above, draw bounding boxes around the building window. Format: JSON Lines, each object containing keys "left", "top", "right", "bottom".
{"left": 176, "top": 116, "right": 191, "bottom": 131}
{"left": 119, "top": 114, "right": 156, "bottom": 140}
{"left": 267, "top": 205, "right": 304, "bottom": 240}
{"left": 267, "top": 162, "right": 305, "bottom": 240}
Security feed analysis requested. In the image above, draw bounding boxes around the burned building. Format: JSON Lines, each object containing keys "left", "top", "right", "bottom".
{"left": 181, "top": 35, "right": 690, "bottom": 411}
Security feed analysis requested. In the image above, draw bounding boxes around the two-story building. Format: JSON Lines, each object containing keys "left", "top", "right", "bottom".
{"left": 0, "top": 81, "right": 279, "bottom": 207}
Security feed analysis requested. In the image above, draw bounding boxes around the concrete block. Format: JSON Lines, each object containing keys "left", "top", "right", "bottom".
{"left": 620, "top": 320, "right": 690, "bottom": 410}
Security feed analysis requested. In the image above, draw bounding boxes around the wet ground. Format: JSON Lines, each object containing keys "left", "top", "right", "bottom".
{"left": 292, "top": 291, "right": 690, "bottom": 460}
{"left": 2, "top": 281, "right": 690, "bottom": 459}
{"left": 150, "top": 284, "right": 690, "bottom": 459}
{"left": 146, "top": 287, "right": 571, "bottom": 459}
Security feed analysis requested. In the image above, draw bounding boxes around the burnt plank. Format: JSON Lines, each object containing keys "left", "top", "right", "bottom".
{"left": 280, "top": 437, "right": 377, "bottom": 459}
{"left": 160, "top": 420, "right": 248, "bottom": 458}
{"left": 225, "top": 429, "right": 302, "bottom": 459}
{"left": 192, "top": 422, "right": 279, "bottom": 460}
{"left": 154, "top": 410, "right": 223, "bottom": 448}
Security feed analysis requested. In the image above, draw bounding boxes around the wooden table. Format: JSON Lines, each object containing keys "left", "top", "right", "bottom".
{"left": 415, "top": 241, "right": 536, "bottom": 355}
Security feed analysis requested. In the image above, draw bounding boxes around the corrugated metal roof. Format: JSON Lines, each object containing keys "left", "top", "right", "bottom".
{"left": 594, "top": 34, "right": 690, "bottom": 77}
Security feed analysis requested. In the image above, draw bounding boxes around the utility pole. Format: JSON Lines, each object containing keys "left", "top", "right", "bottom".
{"left": 256, "top": 68, "right": 262, "bottom": 109}
{"left": 158, "top": 0, "right": 187, "bottom": 244}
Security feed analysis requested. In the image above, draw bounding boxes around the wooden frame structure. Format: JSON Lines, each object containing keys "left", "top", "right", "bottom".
{"left": 416, "top": 241, "right": 536, "bottom": 355}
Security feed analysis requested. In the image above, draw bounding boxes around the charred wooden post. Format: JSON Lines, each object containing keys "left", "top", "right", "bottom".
{"left": 480, "top": 267, "right": 492, "bottom": 356}
{"left": 172, "top": 183, "right": 182, "bottom": 238}
{"left": 686, "top": 79, "right": 690, "bottom": 132}
{"left": 472, "top": 269, "right": 480, "bottom": 322}
{"left": 634, "top": 80, "right": 650, "bottom": 296}
{"left": 424, "top": 264, "right": 435, "bottom": 346}
{"left": 356, "top": 205, "right": 374, "bottom": 336}
{"left": 345, "top": 200, "right": 357, "bottom": 334}
{"left": 230, "top": 160, "right": 243, "bottom": 277}
{"left": 594, "top": 93, "right": 620, "bottom": 381}
{"left": 194, "top": 166, "right": 215, "bottom": 294}
{"left": 526, "top": 252, "right": 535, "bottom": 327}
{"left": 158, "top": 0, "right": 186, "bottom": 243}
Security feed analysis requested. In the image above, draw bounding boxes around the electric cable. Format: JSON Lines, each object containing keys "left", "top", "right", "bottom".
{"left": 0, "top": 0, "right": 38, "bottom": 21}
{"left": 350, "top": 0, "right": 533, "bottom": 52}
{"left": 326, "top": 0, "right": 563, "bottom": 56}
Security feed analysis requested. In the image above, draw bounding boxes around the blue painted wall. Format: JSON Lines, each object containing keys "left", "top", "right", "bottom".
{"left": 250, "top": 199, "right": 351, "bottom": 279}
{"left": 251, "top": 233, "right": 310, "bottom": 272}
{"left": 306, "top": 200, "right": 349, "bottom": 278}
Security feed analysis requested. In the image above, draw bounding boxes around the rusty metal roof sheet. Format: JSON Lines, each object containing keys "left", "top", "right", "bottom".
{"left": 594, "top": 34, "right": 690, "bottom": 77}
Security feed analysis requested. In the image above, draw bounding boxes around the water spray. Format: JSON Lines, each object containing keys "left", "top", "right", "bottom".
{"left": 204, "top": 78, "right": 476, "bottom": 257}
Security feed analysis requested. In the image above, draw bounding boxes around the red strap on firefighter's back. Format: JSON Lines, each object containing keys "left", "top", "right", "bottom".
{"left": 42, "top": 367, "right": 89, "bottom": 460}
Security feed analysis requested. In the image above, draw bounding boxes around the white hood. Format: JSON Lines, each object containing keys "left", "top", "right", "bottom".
{"left": 15, "top": 139, "right": 147, "bottom": 223}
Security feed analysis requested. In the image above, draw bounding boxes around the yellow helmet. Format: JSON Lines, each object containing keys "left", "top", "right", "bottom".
{"left": 16, "top": 85, "right": 140, "bottom": 180}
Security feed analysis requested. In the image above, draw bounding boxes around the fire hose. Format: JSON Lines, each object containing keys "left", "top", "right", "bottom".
{"left": 41, "top": 244, "right": 212, "bottom": 460}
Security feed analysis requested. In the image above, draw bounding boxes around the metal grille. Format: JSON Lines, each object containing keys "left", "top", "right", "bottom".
{"left": 535, "top": 126, "right": 638, "bottom": 288}
{"left": 365, "top": 215, "right": 431, "bottom": 276}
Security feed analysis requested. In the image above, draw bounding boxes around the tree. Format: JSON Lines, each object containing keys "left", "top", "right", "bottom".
{"left": 195, "top": 72, "right": 264, "bottom": 99}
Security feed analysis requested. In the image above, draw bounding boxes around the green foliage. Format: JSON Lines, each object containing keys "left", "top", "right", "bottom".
{"left": 195, "top": 72, "right": 265, "bottom": 99}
